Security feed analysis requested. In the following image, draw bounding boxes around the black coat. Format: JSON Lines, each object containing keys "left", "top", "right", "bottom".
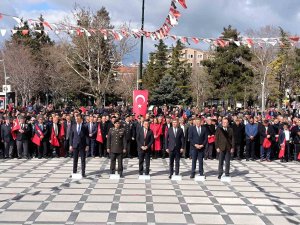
{"left": 1, "top": 123, "right": 13, "bottom": 142}
{"left": 232, "top": 123, "right": 245, "bottom": 145}
{"left": 16, "top": 123, "right": 31, "bottom": 141}
{"left": 188, "top": 126, "right": 208, "bottom": 151}
{"left": 69, "top": 123, "right": 89, "bottom": 149}
{"left": 136, "top": 128, "right": 154, "bottom": 152}
{"left": 166, "top": 127, "right": 184, "bottom": 151}
{"left": 258, "top": 125, "right": 275, "bottom": 145}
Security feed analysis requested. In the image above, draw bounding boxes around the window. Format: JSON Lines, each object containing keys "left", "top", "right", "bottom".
{"left": 189, "top": 63, "right": 193, "bottom": 67}
{"left": 198, "top": 54, "right": 203, "bottom": 59}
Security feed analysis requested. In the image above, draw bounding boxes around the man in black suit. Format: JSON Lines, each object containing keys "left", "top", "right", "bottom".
{"left": 188, "top": 117, "right": 208, "bottom": 178}
{"left": 1, "top": 117, "right": 14, "bottom": 158}
{"left": 136, "top": 120, "right": 154, "bottom": 175}
{"left": 99, "top": 115, "right": 108, "bottom": 158}
{"left": 69, "top": 114, "right": 89, "bottom": 177}
{"left": 166, "top": 119, "right": 184, "bottom": 179}
{"left": 107, "top": 119, "right": 127, "bottom": 177}
{"left": 63, "top": 115, "right": 73, "bottom": 158}
{"left": 162, "top": 116, "right": 172, "bottom": 159}
{"left": 16, "top": 116, "right": 31, "bottom": 159}
{"left": 122, "top": 114, "right": 135, "bottom": 158}
{"left": 34, "top": 116, "right": 49, "bottom": 159}
{"left": 87, "top": 115, "right": 97, "bottom": 157}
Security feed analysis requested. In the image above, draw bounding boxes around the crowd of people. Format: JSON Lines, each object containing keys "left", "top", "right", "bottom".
{"left": 0, "top": 104, "right": 299, "bottom": 178}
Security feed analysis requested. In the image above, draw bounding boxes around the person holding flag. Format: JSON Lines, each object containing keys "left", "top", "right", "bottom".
{"left": 279, "top": 123, "right": 291, "bottom": 162}
{"left": 16, "top": 116, "right": 30, "bottom": 159}
{"left": 33, "top": 116, "right": 49, "bottom": 159}
{"left": 1, "top": 116, "right": 14, "bottom": 159}
{"left": 49, "top": 115, "right": 60, "bottom": 157}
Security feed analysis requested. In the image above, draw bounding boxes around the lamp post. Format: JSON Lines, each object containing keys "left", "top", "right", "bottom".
{"left": 137, "top": 0, "right": 145, "bottom": 90}
{"left": 0, "top": 53, "right": 7, "bottom": 110}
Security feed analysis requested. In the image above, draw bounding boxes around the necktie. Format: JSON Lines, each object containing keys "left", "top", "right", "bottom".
{"left": 77, "top": 124, "right": 81, "bottom": 134}
{"left": 144, "top": 129, "right": 147, "bottom": 138}
{"left": 174, "top": 128, "right": 177, "bottom": 136}
{"left": 197, "top": 127, "right": 200, "bottom": 136}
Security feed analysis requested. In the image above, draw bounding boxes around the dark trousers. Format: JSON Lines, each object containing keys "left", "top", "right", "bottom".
{"left": 88, "top": 139, "right": 97, "bottom": 157}
{"left": 73, "top": 148, "right": 86, "bottom": 175}
{"left": 235, "top": 145, "right": 242, "bottom": 159}
{"left": 205, "top": 143, "right": 213, "bottom": 159}
{"left": 246, "top": 139, "right": 256, "bottom": 159}
{"left": 38, "top": 141, "right": 48, "bottom": 158}
{"left": 4, "top": 141, "right": 14, "bottom": 158}
{"left": 138, "top": 150, "right": 151, "bottom": 175}
{"left": 125, "top": 140, "right": 131, "bottom": 157}
{"left": 294, "top": 144, "right": 300, "bottom": 161}
{"left": 64, "top": 139, "right": 71, "bottom": 157}
{"left": 169, "top": 150, "right": 180, "bottom": 175}
{"left": 110, "top": 152, "right": 123, "bottom": 174}
{"left": 99, "top": 140, "right": 107, "bottom": 157}
{"left": 283, "top": 143, "right": 291, "bottom": 161}
{"left": 191, "top": 149, "right": 204, "bottom": 175}
{"left": 17, "top": 140, "right": 29, "bottom": 158}
{"left": 218, "top": 150, "right": 231, "bottom": 176}
{"left": 185, "top": 141, "right": 190, "bottom": 158}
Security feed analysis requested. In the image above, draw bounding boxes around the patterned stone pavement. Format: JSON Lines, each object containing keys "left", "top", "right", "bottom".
{"left": 0, "top": 157, "right": 299, "bottom": 225}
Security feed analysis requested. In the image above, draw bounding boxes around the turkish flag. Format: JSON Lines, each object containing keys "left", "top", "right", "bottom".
{"left": 298, "top": 152, "right": 300, "bottom": 160}
{"left": 133, "top": 90, "right": 148, "bottom": 119}
{"left": 59, "top": 124, "right": 65, "bottom": 139}
{"left": 50, "top": 127, "right": 60, "bottom": 147}
{"left": 177, "top": 0, "right": 187, "bottom": 9}
{"left": 278, "top": 139, "right": 285, "bottom": 158}
{"left": 32, "top": 134, "right": 41, "bottom": 146}
{"left": 11, "top": 118, "right": 20, "bottom": 140}
{"left": 96, "top": 123, "right": 103, "bottom": 143}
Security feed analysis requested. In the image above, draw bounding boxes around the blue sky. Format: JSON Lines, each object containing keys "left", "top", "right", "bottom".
{"left": 0, "top": 0, "right": 300, "bottom": 64}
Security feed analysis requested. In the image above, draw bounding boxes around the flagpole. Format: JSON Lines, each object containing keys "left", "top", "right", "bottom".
{"left": 137, "top": 0, "right": 145, "bottom": 90}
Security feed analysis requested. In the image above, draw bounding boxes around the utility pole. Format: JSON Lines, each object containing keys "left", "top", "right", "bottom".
{"left": 137, "top": 0, "right": 145, "bottom": 90}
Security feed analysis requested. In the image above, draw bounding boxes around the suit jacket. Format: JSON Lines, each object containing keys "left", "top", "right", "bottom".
{"left": 34, "top": 123, "right": 49, "bottom": 141}
{"left": 188, "top": 125, "right": 208, "bottom": 151}
{"left": 16, "top": 123, "right": 31, "bottom": 141}
{"left": 1, "top": 123, "right": 13, "bottom": 142}
{"left": 215, "top": 127, "right": 235, "bottom": 152}
{"left": 136, "top": 128, "right": 154, "bottom": 152}
{"left": 64, "top": 121, "right": 73, "bottom": 140}
{"left": 166, "top": 127, "right": 184, "bottom": 151}
{"left": 69, "top": 123, "right": 89, "bottom": 149}
{"left": 122, "top": 121, "right": 135, "bottom": 141}
{"left": 87, "top": 122, "right": 97, "bottom": 139}
{"left": 106, "top": 127, "right": 126, "bottom": 153}
{"left": 49, "top": 123, "right": 61, "bottom": 137}
{"left": 100, "top": 121, "right": 108, "bottom": 140}
{"left": 259, "top": 125, "right": 275, "bottom": 145}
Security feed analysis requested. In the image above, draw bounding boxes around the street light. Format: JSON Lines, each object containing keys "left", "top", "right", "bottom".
{"left": 137, "top": 0, "right": 145, "bottom": 90}
{"left": 0, "top": 54, "right": 8, "bottom": 110}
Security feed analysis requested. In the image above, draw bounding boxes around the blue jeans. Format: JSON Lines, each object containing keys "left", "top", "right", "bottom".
{"left": 260, "top": 146, "right": 271, "bottom": 160}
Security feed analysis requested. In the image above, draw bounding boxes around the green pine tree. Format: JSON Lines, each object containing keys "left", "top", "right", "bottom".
{"left": 151, "top": 74, "right": 181, "bottom": 105}
{"left": 168, "top": 40, "right": 192, "bottom": 104}
{"left": 202, "top": 25, "right": 253, "bottom": 105}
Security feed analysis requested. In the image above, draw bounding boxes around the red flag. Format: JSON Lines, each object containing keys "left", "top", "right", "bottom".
{"left": 32, "top": 134, "right": 41, "bottom": 146}
{"left": 298, "top": 152, "right": 300, "bottom": 160}
{"left": 22, "top": 30, "right": 29, "bottom": 35}
{"left": 170, "top": 7, "right": 181, "bottom": 18}
{"left": 262, "top": 138, "right": 272, "bottom": 149}
{"left": 278, "top": 139, "right": 286, "bottom": 158}
{"left": 0, "top": 14, "right": 3, "bottom": 20}
{"left": 177, "top": 0, "right": 187, "bottom": 9}
{"left": 192, "top": 38, "right": 199, "bottom": 44}
{"left": 32, "top": 124, "right": 43, "bottom": 146}
{"left": 133, "top": 90, "right": 148, "bottom": 119}
{"left": 50, "top": 127, "right": 60, "bottom": 147}
{"left": 289, "top": 36, "right": 300, "bottom": 42}
{"left": 43, "top": 21, "right": 52, "bottom": 30}
{"left": 59, "top": 123, "right": 65, "bottom": 139}
{"left": 11, "top": 118, "right": 21, "bottom": 140}
{"left": 96, "top": 123, "right": 103, "bottom": 143}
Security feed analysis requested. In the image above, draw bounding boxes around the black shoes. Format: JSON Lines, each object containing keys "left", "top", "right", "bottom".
{"left": 169, "top": 175, "right": 172, "bottom": 179}
{"left": 190, "top": 174, "right": 195, "bottom": 179}
{"left": 218, "top": 175, "right": 222, "bottom": 179}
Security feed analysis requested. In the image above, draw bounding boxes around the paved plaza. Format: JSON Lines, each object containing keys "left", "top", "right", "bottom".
{"left": 0, "top": 157, "right": 299, "bottom": 225}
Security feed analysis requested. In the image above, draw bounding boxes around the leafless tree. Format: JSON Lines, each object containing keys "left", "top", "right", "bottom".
{"left": 60, "top": 6, "right": 137, "bottom": 106}
{"left": 244, "top": 26, "right": 280, "bottom": 112}
{"left": 3, "top": 42, "right": 41, "bottom": 105}
{"left": 189, "top": 66, "right": 213, "bottom": 107}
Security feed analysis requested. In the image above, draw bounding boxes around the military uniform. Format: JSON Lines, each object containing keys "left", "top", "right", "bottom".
{"left": 107, "top": 127, "right": 127, "bottom": 175}
{"left": 122, "top": 120, "right": 135, "bottom": 158}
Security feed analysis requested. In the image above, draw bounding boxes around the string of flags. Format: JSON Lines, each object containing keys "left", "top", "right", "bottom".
{"left": 0, "top": 0, "right": 299, "bottom": 48}
{"left": 0, "top": 0, "right": 188, "bottom": 41}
